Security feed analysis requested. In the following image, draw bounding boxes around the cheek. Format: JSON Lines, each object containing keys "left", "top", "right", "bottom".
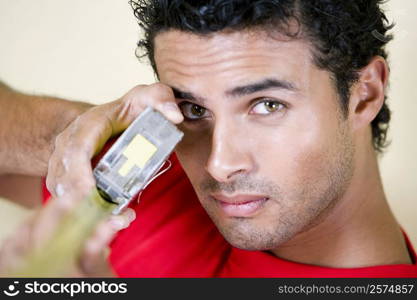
{"left": 257, "top": 108, "right": 341, "bottom": 189}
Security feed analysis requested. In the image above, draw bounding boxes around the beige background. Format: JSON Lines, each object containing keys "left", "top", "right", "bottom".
{"left": 0, "top": 0, "right": 416, "bottom": 248}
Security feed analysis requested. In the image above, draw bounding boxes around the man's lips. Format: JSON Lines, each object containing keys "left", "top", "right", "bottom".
{"left": 211, "top": 193, "right": 269, "bottom": 217}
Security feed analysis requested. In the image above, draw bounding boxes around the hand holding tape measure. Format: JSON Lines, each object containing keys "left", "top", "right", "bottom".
{"left": 4, "top": 83, "right": 184, "bottom": 277}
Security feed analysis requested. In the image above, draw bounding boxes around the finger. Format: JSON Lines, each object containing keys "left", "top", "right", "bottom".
{"left": 46, "top": 114, "right": 110, "bottom": 200}
{"left": 45, "top": 96, "right": 130, "bottom": 200}
{"left": 85, "top": 208, "right": 136, "bottom": 254}
{"left": 108, "top": 207, "right": 137, "bottom": 230}
{"left": 138, "top": 83, "right": 184, "bottom": 124}
{"left": 82, "top": 208, "right": 136, "bottom": 264}
{"left": 118, "top": 83, "right": 184, "bottom": 127}
{"left": 78, "top": 208, "right": 136, "bottom": 276}
{"left": 46, "top": 83, "right": 182, "bottom": 203}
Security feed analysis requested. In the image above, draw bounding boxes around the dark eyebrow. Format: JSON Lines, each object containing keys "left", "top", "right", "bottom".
{"left": 172, "top": 87, "right": 206, "bottom": 104}
{"left": 170, "top": 78, "right": 297, "bottom": 105}
{"left": 226, "top": 78, "right": 298, "bottom": 98}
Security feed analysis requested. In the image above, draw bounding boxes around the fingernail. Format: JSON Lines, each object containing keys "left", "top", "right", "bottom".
{"left": 163, "top": 102, "right": 179, "bottom": 112}
{"left": 110, "top": 218, "right": 127, "bottom": 230}
{"left": 163, "top": 103, "right": 183, "bottom": 122}
{"left": 62, "top": 157, "right": 69, "bottom": 172}
{"left": 55, "top": 184, "right": 65, "bottom": 197}
{"left": 125, "top": 209, "right": 136, "bottom": 223}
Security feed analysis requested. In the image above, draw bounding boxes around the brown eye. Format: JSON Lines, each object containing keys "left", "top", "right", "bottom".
{"left": 264, "top": 101, "right": 279, "bottom": 112}
{"left": 251, "top": 100, "right": 284, "bottom": 115}
{"left": 191, "top": 104, "right": 206, "bottom": 117}
{"left": 179, "top": 102, "right": 210, "bottom": 120}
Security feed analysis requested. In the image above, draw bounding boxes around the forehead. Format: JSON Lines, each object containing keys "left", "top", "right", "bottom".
{"left": 154, "top": 29, "right": 315, "bottom": 86}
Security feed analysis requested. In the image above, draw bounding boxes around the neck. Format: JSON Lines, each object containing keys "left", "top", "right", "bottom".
{"left": 271, "top": 145, "right": 412, "bottom": 268}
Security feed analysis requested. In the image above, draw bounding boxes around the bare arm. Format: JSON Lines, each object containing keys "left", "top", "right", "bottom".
{"left": 0, "top": 81, "right": 92, "bottom": 176}
{"left": 0, "top": 81, "right": 92, "bottom": 207}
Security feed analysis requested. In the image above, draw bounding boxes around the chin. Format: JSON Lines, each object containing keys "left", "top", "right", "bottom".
{"left": 215, "top": 220, "right": 294, "bottom": 251}
{"left": 222, "top": 234, "right": 282, "bottom": 251}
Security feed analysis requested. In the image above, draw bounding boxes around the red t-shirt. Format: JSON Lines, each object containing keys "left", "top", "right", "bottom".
{"left": 42, "top": 154, "right": 417, "bottom": 277}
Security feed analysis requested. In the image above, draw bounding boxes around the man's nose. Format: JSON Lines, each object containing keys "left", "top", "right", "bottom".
{"left": 205, "top": 122, "right": 254, "bottom": 183}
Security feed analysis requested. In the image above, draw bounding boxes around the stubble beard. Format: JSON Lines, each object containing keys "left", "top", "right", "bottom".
{"left": 196, "top": 123, "right": 355, "bottom": 251}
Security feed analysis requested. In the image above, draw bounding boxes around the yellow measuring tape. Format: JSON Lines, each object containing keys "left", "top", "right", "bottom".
{"left": 12, "top": 189, "right": 115, "bottom": 277}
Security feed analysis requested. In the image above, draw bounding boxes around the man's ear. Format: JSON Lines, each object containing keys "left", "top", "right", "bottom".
{"left": 349, "top": 56, "right": 389, "bottom": 131}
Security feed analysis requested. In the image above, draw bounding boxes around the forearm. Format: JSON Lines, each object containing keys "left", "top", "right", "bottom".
{"left": 0, "top": 82, "right": 93, "bottom": 176}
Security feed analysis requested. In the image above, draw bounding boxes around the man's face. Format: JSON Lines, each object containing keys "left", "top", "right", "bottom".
{"left": 154, "top": 29, "right": 355, "bottom": 250}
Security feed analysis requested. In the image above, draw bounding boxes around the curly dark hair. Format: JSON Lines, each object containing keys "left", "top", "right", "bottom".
{"left": 130, "top": 0, "right": 394, "bottom": 152}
